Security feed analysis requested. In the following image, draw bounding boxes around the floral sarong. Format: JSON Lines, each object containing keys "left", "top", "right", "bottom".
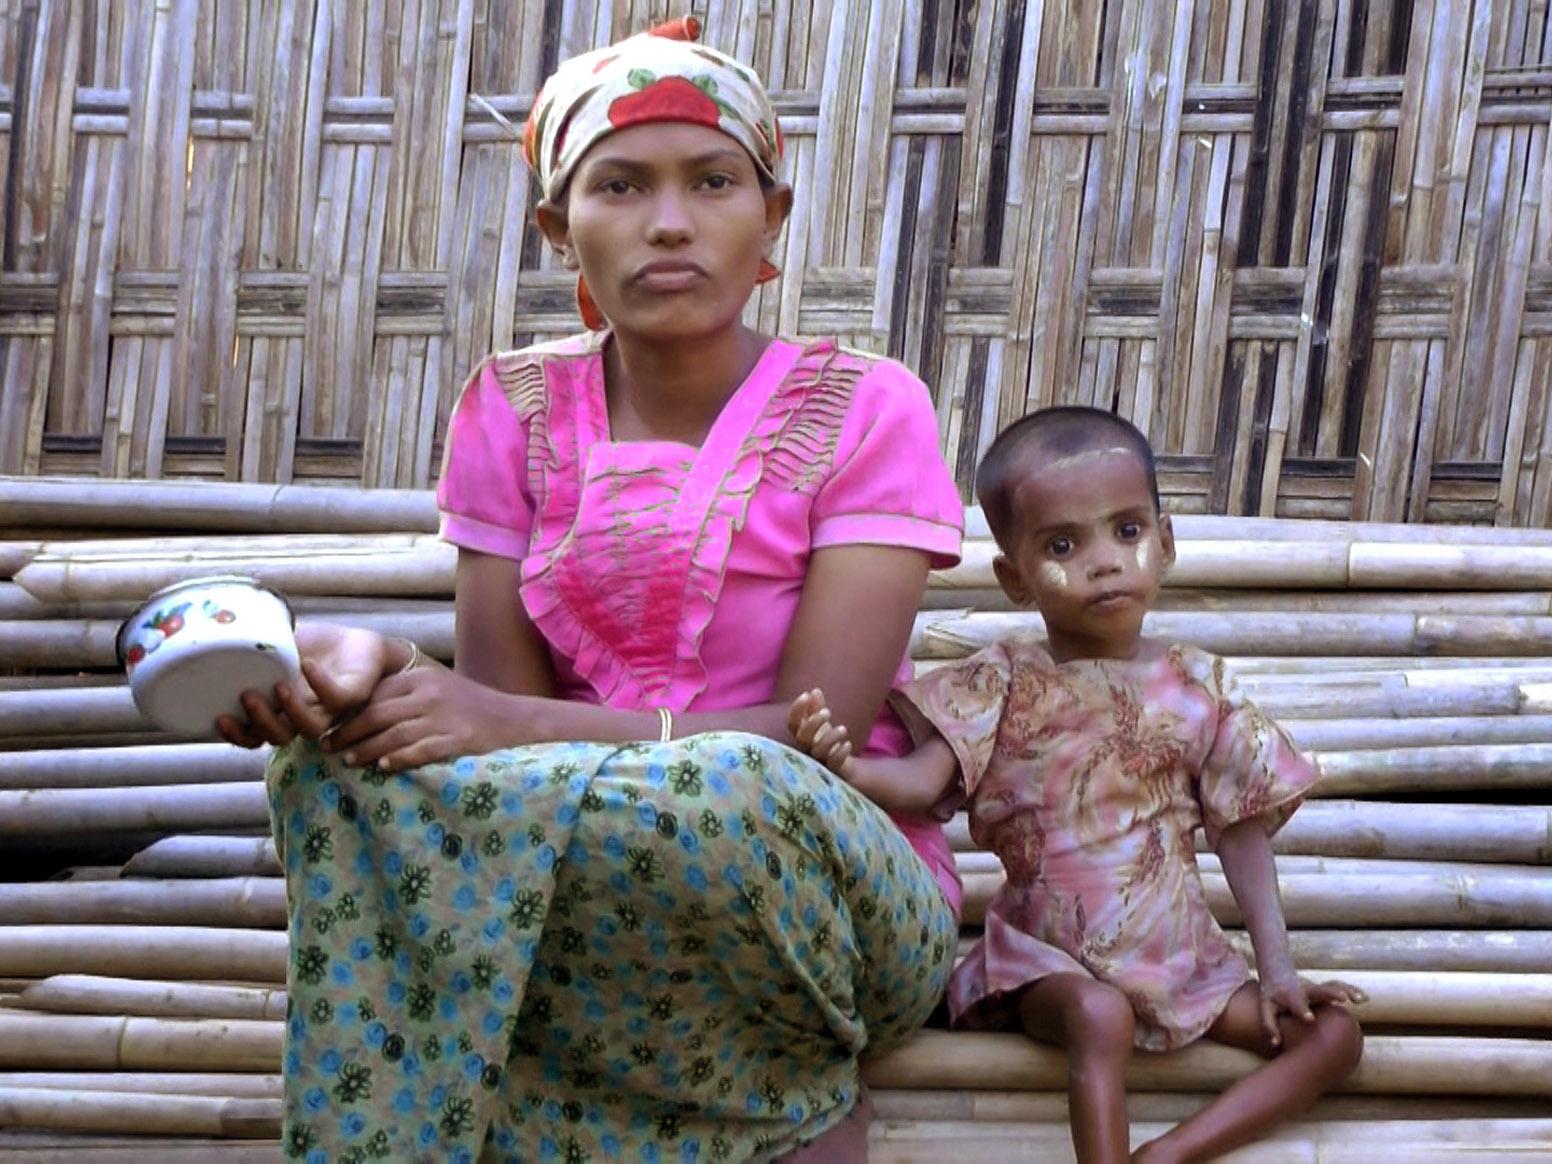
{"left": 267, "top": 731, "right": 956, "bottom": 1162}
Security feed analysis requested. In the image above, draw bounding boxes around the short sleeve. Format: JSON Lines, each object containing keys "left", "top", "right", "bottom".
{"left": 890, "top": 642, "right": 1016, "bottom": 818}
{"left": 1198, "top": 671, "right": 1321, "bottom": 848}
{"left": 810, "top": 360, "right": 963, "bottom": 568}
{"left": 435, "top": 359, "right": 535, "bottom": 561}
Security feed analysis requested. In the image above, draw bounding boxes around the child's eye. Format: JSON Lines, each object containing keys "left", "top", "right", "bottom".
{"left": 1117, "top": 521, "right": 1142, "bottom": 540}
{"left": 1047, "top": 536, "right": 1074, "bottom": 557}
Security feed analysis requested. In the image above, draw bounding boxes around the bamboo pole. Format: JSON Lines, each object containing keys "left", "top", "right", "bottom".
{"left": 0, "top": 928, "right": 287, "bottom": 983}
{"left": 1315, "top": 743, "right": 1552, "bottom": 795}
{"left": 959, "top": 862, "right": 1552, "bottom": 928}
{"left": 0, "top": 541, "right": 41, "bottom": 581}
{"left": 0, "top": 878, "right": 286, "bottom": 928}
{"left": 1286, "top": 713, "right": 1552, "bottom": 750}
{"left": 947, "top": 801, "right": 1552, "bottom": 864}
{"left": 122, "top": 836, "right": 279, "bottom": 879}
{"left": 1270, "top": 931, "right": 1552, "bottom": 973}
{"left": 0, "top": 1134, "right": 284, "bottom": 1162}
{"left": 10, "top": 976, "right": 286, "bottom": 1021}
{"left": 867, "top": 1089, "right": 1552, "bottom": 1124}
{"left": 0, "top": 1072, "right": 281, "bottom": 1098}
{"left": 910, "top": 610, "right": 1552, "bottom": 660}
{"left": 0, "top": 744, "right": 267, "bottom": 792}
{"left": 0, "top": 477, "right": 439, "bottom": 533}
{"left": 0, "top": 611, "right": 452, "bottom": 669}
{"left": 863, "top": 1031, "right": 1552, "bottom": 1096}
{"left": 0, "top": 784, "right": 270, "bottom": 838}
{"left": 0, "top": 1086, "right": 280, "bottom": 1137}
{"left": 0, "top": 1012, "right": 282, "bottom": 1071}
{"left": 13, "top": 535, "right": 456, "bottom": 602}
{"left": 867, "top": 1118, "right": 1552, "bottom": 1160}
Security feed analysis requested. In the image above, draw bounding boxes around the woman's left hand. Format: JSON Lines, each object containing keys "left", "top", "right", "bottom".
{"left": 318, "top": 663, "right": 519, "bottom": 772}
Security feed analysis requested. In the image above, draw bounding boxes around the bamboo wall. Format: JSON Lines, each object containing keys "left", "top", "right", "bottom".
{"left": 0, "top": 1, "right": 1548, "bottom": 524}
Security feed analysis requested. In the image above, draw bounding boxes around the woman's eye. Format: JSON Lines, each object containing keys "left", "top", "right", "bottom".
{"left": 600, "top": 179, "right": 635, "bottom": 196}
{"left": 702, "top": 173, "right": 734, "bottom": 190}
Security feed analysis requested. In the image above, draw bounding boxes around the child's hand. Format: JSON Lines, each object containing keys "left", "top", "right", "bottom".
{"left": 1257, "top": 972, "right": 1368, "bottom": 1045}
{"left": 787, "top": 687, "right": 856, "bottom": 779}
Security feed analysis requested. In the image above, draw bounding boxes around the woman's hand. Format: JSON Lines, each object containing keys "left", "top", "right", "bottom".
{"left": 788, "top": 688, "right": 858, "bottom": 780}
{"left": 1256, "top": 970, "right": 1366, "bottom": 1046}
{"left": 216, "top": 623, "right": 394, "bottom": 748}
{"left": 316, "top": 663, "right": 518, "bottom": 773}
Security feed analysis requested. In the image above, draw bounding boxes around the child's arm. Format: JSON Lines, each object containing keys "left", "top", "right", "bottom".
{"left": 1217, "top": 820, "right": 1366, "bottom": 1044}
{"left": 788, "top": 688, "right": 958, "bottom": 814}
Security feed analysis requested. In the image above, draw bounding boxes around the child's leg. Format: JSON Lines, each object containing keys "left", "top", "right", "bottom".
{"left": 1016, "top": 973, "right": 1135, "bottom": 1164}
{"left": 1132, "top": 982, "right": 1363, "bottom": 1164}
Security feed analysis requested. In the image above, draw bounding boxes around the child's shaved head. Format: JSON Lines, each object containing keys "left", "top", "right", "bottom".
{"left": 975, "top": 406, "right": 1159, "bottom": 552}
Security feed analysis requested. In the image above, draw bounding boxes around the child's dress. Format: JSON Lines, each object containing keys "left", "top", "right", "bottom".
{"left": 895, "top": 638, "right": 1321, "bottom": 1051}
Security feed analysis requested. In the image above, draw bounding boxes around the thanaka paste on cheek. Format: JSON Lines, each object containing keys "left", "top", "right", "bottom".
{"left": 1038, "top": 561, "right": 1072, "bottom": 592}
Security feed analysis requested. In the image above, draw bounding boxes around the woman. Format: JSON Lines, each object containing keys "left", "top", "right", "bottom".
{"left": 225, "top": 19, "right": 963, "bottom": 1162}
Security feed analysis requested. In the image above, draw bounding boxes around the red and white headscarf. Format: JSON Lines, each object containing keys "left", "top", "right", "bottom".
{"left": 523, "top": 17, "right": 785, "bottom": 328}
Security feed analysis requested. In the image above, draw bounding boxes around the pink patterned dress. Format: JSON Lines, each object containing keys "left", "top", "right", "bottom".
{"left": 895, "top": 638, "right": 1321, "bottom": 1051}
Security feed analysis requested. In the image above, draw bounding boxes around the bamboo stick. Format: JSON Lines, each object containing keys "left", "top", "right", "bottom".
{"left": 950, "top": 801, "right": 1552, "bottom": 864}
{"left": 10, "top": 976, "right": 285, "bottom": 1021}
{"left": 0, "top": 784, "right": 270, "bottom": 838}
{"left": 1270, "top": 931, "right": 1552, "bottom": 973}
{"left": 0, "top": 928, "right": 287, "bottom": 983}
{"left": 0, "top": 1012, "right": 281, "bottom": 1071}
{"left": 960, "top": 862, "right": 1552, "bottom": 928}
{"left": 867, "top": 1118, "right": 1552, "bottom": 1160}
{"left": 0, "top": 611, "right": 451, "bottom": 669}
{"left": 1286, "top": 713, "right": 1552, "bottom": 750}
{"left": 0, "top": 478, "right": 439, "bottom": 533}
{"left": 0, "top": 1072, "right": 281, "bottom": 1098}
{"left": 0, "top": 878, "right": 285, "bottom": 928}
{"left": 911, "top": 610, "right": 1552, "bottom": 660}
{"left": 0, "top": 1086, "right": 280, "bottom": 1137}
{"left": 0, "top": 1135, "right": 283, "bottom": 1162}
{"left": 13, "top": 535, "right": 456, "bottom": 602}
{"left": 121, "top": 836, "right": 278, "bottom": 879}
{"left": 0, "top": 744, "right": 267, "bottom": 792}
{"left": 1314, "top": 743, "right": 1552, "bottom": 795}
{"left": 867, "top": 1089, "right": 1552, "bottom": 1124}
{"left": 862, "top": 1031, "right": 1552, "bottom": 1096}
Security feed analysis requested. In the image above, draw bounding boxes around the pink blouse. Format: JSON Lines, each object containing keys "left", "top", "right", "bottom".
{"left": 435, "top": 333, "right": 966, "bottom": 911}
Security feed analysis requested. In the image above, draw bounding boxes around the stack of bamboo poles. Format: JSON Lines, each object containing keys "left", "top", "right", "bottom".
{"left": 2, "top": 479, "right": 1552, "bottom": 1160}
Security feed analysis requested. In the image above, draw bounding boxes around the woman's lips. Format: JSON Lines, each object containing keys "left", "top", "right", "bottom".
{"left": 634, "top": 261, "right": 707, "bottom": 292}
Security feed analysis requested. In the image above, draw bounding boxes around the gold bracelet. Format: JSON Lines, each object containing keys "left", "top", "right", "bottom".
{"left": 394, "top": 638, "right": 423, "bottom": 676}
{"left": 657, "top": 707, "right": 673, "bottom": 743}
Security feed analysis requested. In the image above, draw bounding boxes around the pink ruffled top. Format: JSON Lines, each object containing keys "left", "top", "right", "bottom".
{"left": 435, "top": 332, "right": 966, "bottom": 911}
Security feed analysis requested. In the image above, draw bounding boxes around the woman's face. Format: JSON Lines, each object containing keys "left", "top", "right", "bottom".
{"left": 539, "top": 122, "right": 790, "bottom": 340}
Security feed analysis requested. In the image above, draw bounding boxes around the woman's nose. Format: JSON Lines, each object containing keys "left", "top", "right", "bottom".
{"left": 645, "top": 190, "right": 693, "bottom": 244}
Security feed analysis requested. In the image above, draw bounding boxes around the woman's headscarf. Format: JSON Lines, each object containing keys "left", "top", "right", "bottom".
{"left": 523, "top": 17, "right": 785, "bottom": 329}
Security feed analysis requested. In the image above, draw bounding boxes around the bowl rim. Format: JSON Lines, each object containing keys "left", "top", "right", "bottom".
{"left": 115, "top": 574, "right": 297, "bottom": 667}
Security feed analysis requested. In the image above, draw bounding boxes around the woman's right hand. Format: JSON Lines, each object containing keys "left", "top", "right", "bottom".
{"left": 215, "top": 622, "right": 394, "bottom": 748}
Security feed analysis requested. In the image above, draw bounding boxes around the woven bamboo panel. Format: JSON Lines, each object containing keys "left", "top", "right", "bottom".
{"left": 0, "top": 1, "right": 1548, "bottom": 522}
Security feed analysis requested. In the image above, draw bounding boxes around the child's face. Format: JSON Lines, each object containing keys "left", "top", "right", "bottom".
{"left": 991, "top": 446, "right": 1175, "bottom": 661}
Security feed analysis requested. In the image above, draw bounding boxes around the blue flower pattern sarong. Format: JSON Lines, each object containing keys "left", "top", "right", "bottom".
{"left": 267, "top": 731, "right": 956, "bottom": 1162}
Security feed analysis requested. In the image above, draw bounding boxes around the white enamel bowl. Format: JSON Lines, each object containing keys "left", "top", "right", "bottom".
{"left": 117, "top": 575, "right": 300, "bottom": 737}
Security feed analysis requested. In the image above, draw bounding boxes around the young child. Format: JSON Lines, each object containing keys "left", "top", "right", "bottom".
{"left": 789, "top": 406, "right": 1365, "bottom": 1163}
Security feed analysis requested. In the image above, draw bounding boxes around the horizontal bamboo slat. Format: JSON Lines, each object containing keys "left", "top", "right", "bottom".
{"left": 0, "top": 927, "right": 286, "bottom": 983}
{"left": 8, "top": 976, "right": 285, "bottom": 1021}
{"left": 863, "top": 1032, "right": 1552, "bottom": 1096}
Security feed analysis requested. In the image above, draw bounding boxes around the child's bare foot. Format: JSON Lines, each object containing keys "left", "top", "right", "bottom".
{"left": 787, "top": 687, "right": 856, "bottom": 778}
